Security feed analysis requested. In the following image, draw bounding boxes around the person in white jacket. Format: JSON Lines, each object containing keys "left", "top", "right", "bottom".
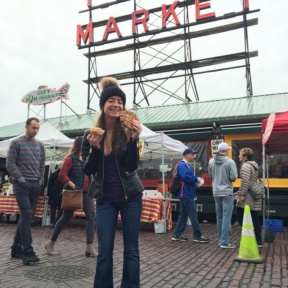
{"left": 208, "top": 142, "right": 238, "bottom": 249}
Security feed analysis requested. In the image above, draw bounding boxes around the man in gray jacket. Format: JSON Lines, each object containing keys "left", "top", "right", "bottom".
{"left": 208, "top": 142, "right": 238, "bottom": 248}
{"left": 6, "top": 117, "right": 45, "bottom": 264}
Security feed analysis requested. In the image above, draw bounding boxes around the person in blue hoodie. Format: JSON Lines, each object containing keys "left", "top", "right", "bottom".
{"left": 171, "top": 148, "right": 209, "bottom": 243}
{"left": 208, "top": 142, "right": 238, "bottom": 249}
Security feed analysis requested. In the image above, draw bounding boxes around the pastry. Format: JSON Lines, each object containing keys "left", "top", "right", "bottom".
{"left": 90, "top": 127, "right": 105, "bottom": 136}
{"left": 119, "top": 110, "right": 139, "bottom": 131}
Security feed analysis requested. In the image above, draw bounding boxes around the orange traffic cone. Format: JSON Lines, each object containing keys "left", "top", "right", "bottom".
{"left": 234, "top": 205, "right": 263, "bottom": 263}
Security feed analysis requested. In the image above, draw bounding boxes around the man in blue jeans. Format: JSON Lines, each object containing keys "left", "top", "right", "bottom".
{"left": 208, "top": 142, "right": 238, "bottom": 249}
{"left": 172, "top": 148, "right": 209, "bottom": 243}
{"left": 6, "top": 117, "right": 45, "bottom": 264}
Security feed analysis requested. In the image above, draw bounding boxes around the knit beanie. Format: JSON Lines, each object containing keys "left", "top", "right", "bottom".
{"left": 99, "top": 77, "right": 126, "bottom": 109}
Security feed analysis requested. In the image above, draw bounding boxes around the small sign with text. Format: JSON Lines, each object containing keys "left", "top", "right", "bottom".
{"left": 211, "top": 139, "right": 224, "bottom": 156}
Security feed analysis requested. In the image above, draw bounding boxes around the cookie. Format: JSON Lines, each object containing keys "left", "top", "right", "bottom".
{"left": 119, "top": 110, "right": 139, "bottom": 131}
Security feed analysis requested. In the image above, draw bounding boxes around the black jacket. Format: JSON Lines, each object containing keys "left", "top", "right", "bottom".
{"left": 47, "top": 169, "right": 64, "bottom": 206}
{"left": 81, "top": 129, "right": 144, "bottom": 200}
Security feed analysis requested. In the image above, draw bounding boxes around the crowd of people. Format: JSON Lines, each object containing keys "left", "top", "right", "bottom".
{"left": 4, "top": 76, "right": 263, "bottom": 287}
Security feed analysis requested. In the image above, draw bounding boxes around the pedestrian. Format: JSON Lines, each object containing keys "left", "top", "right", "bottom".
{"left": 46, "top": 163, "right": 64, "bottom": 228}
{"left": 45, "top": 136, "right": 97, "bottom": 257}
{"left": 208, "top": 142, "right": 238, "bottom": 248}
{"left": 0, "top": 170, "right": 8, "bottom": 190}
{"left": 6, "top": 117, "right": 45, "bottom": 264}
{"left": 171, "top": 148, "right": 209, "bottom": 243}
{"left": 81, "top": 76, "right": 144, "bottom": 288}
{"left": 235, "top": 148, "right": 263, "bottom": 247}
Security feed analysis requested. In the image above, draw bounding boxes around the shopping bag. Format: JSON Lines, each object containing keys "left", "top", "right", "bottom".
{"left": 61, "top": 190, "right": 83, "bottom": 210}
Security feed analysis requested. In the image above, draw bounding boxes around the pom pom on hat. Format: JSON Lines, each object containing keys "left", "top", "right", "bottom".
{"left": 99, "top": 77, "right": 126, "bottom": 109}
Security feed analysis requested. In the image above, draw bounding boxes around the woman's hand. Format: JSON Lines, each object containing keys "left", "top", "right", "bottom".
{"left": 131, "top": 120, "right": 142, "bottom": 141}
{"left": 237, "top": 196, "right": 245, "bottom": 204}
{"left": 86, "top": 133, "right": 103, "bottom": 149}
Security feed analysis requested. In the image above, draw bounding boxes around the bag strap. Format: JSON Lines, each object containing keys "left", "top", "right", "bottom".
{"left": 172, "top": 160, "right": 185, "bottom": 176}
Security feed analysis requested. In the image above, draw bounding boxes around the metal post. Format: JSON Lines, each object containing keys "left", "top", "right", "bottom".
{"left": 262, "top": 144, "right": 265, "bottom": 233}
{"left": 161, "top": 132, "right": 167, "bottom": 233}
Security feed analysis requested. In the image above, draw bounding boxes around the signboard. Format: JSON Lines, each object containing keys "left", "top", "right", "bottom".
{"left": 262, "top": 112, "right": 276, "bottom": 145}
{"left": 211, "top": 139, "right": 224, "bottom": 156}
{"left": 76, "top": 0, "right": 247, "bottom": 46}
{"left": 22, "top": 83, "right": 70, "bottom": 106}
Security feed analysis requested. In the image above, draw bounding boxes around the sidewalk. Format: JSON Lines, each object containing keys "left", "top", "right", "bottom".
{"left": 0, "top": 220, "right": 287, "bottom": 288}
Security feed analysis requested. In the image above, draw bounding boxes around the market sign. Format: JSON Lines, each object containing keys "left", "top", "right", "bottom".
{"left": 211, "top": 139, "right": 224, "bottom": 156}
{"left": 262, "top": 111, "right": 275, "bottom": 145}
{"left": 22, "top": 83, "right": 70, "bottom": 105}
{"left": 76, "top": 0, "right": 251, "bottom": 46}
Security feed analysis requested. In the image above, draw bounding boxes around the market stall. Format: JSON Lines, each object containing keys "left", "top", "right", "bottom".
{"left": 261, "top": 111, "right": 288, "bottom": 225}
{"left": 0, "top": 195, "right": 172, "bottom": 231}
{"left": 139, "top": 124, "right": 188, "bottom": 232}
{"left": 0, "top": 123, "right": 185, "bottom": 229}
{"left": 0, "top": 195, "right": 90, "bottom": 219}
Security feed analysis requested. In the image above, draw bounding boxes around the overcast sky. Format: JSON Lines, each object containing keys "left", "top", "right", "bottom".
{"left": 0, "top": 0, "right": 287, "bottom": 127}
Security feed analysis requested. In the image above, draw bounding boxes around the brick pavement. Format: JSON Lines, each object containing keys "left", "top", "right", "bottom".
{"left": 0, "top": 220, "right": 287, "bottom": 288}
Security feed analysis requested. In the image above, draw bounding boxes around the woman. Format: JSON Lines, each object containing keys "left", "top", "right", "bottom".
{"left": 81, "top": 76, "right": 143, "bottom": 288}
{"left": 46, "top": 163, "right": 64, "bottom": 228}
{"left": 235, "top": 148, "right": 263, "bottom": 247}
{"left": 45, "top": 136, "right": 97, "bottom": 257}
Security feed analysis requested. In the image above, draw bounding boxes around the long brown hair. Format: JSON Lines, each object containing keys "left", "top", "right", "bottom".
{"left": 95, "top": 111, "right": 130, "bottom": 154}
{"left": 65, "top": 136, "right": 83, "bottom": 160}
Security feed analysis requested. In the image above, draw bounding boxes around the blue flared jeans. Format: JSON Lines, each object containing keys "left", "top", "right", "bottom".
{"left": 214, "top": 195, "right": 234, "bottom": 245}
{"left": 94, "top": 199, "right": 142, "bottom": 288}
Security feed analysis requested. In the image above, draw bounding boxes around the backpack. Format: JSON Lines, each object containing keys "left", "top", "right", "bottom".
{"left": 169, "top": 162, "right": 182, "bottom": 196}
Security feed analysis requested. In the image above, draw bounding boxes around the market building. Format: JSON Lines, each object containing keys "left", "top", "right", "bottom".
{"left": 1, "top": 92, "right": 287, "bottom": 222}
{"left": 1, "top": 1, "right": 287, "bottom": 222}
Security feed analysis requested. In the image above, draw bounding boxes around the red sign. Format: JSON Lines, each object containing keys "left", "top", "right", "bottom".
{"left": 76, "top": 0, "right": 219, "bottom": 46}
{"left": 262, "top": 112, "right": 276, "bottom": 145}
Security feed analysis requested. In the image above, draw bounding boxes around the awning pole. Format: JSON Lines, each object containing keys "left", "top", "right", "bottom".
{"left": 161, "top": 132, "right": 167, "bottom": 233}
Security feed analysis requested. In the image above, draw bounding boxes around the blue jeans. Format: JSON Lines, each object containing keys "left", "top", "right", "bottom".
{"left": 214, "top": 196, "right": 234, "bottom": 245}
{"left": 94, "top": 199, "right": 142, "bottom": 288}
{"left": 51, "top": 192, "right": 95, "bottom": 244}
{"left": 174, "top": 198, "right": 201, "bottom": 238}
{"left": 13, "top": 180, "right": 41, "bottom": 251}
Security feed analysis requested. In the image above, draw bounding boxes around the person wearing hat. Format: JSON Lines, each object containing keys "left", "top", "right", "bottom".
{"left": 81, "top": 77, "right": 144, "bottom": 288}
{"left": 171, "top": 148, "right": 209, "bottom": 243}
{"left": 208, "top": 142, "right": 238, "bottom": 249}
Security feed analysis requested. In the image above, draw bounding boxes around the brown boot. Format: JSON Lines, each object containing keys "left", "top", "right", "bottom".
{"left": 85, "top": 244, "right": 97, "bottom": 257}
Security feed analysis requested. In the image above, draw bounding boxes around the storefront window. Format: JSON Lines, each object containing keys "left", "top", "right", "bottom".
{"left": 138, "top": 155, "right": 180, "bottom": 180}
{"left": 137, "top": 141, "right": 208, "bottom": 180}
{"left": 184, "top": 141, "right": 208, "bottom": 178}
{"left": 266, "top": 154, "right": 288, "bottom": 178}
{"left": 232, "top": 139, "right": 262, "bottom": 176}
{"left": 233, "top": 139, "right": 288, "bottom": 178}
